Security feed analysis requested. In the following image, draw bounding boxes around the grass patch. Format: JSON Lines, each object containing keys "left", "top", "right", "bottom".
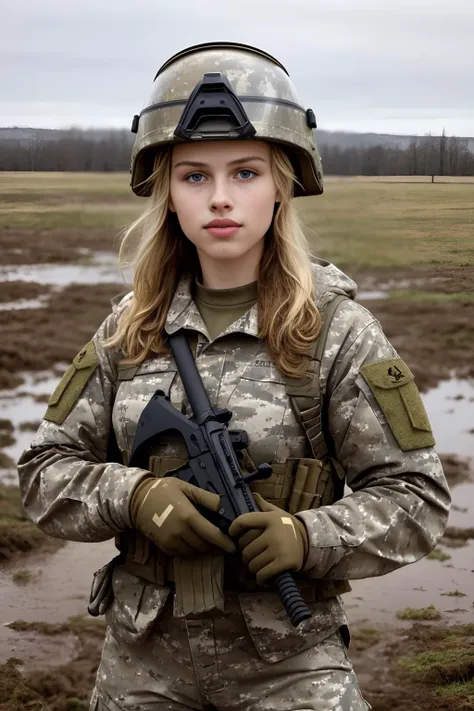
{"left": 427, "top": 549, "right": 452, "bottom": 562}
{"left": 397, "top": 604, "right": 442, "bottom": 621}
{"left": 440, "top": 590, "right": 467, "bottom": 597}
{"left": 388, "top": 290, "right": 474, "bottom": 302}
{"left": 12, "top": 569, "right": 33, "bottom": 585}
{"left": 351, "top": 626, "right": 382, "bottom": 651}
{"left": 0, "top": 484, "right": 63, "bottom": 559}
{"left": 398, "top": 623, "right": 474, "bottom": 693}
{"left": 435, "top": 680, "right": 474, "bottom": 700}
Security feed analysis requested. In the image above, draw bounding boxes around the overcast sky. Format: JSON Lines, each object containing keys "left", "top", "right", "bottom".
{"left": 2, "top": 0, "right": 473, "bottom": 136}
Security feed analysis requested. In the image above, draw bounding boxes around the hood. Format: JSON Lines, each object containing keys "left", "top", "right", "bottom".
{"left": 310, "top": 258, "right": 358, "bottom": 309}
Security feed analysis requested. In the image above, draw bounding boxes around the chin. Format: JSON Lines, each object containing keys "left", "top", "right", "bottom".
{"left": 205, "top": 245, "right": 248, "bottom": 260}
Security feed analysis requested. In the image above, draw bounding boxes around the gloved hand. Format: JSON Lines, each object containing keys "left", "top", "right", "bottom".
{"left": 130, "top": 477, "right": 236, "bottom": 557}
{"left": 228, "top": 493, "right": 309, "bottom": 586}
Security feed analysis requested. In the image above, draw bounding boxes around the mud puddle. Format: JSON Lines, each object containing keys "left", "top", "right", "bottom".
{"left": 0, "top": 539, "right": 114, "bottom": 669}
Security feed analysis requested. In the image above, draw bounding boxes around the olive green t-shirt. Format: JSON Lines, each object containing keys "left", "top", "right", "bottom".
{"left": 194, "top": 279, "right": 258, "bottom": 341}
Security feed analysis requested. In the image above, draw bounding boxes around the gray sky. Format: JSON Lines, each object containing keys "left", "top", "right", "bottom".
{"left": 2, "top": 0, "right": 473, "bottom": 136}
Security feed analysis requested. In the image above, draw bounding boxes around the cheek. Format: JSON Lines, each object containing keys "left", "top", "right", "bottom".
{"left": 170, "top": 185, "right": 199, "bottom": 231}
{"left": 247, "top": 185, "right": 277, "bottom": 228}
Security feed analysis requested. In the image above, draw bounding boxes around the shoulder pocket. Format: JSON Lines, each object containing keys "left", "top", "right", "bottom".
{"left": 44, "top": 341, "right": 99, "bottom": 425}
{"left": 360, "top": 357, "right": 435, "bottom": 451}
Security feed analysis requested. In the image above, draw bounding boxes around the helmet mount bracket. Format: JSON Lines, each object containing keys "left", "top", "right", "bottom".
{"left": 173, "top": 72, "right": 257, "bottom": 141}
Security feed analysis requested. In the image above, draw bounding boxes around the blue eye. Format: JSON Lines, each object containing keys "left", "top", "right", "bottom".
{"left": 237, "top": 169, "right": 256, "bottom": 180}
{"left": 186, "top": 173, "right": 206, "bottom": 183}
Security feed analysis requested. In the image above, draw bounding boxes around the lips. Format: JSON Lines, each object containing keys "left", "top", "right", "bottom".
{"left": 204, "top": 219, "right": 241, "bottom": 228}
{"left": 204, "top": 218, "right": 242, "bottom": 239}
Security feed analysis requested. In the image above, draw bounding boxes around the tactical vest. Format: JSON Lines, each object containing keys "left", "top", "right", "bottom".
{"left": 114, "top": 294, "right": 351, "bottom": 600}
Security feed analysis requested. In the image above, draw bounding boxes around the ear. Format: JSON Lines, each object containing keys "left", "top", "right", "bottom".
{"left": 275, "top": 188, "right": 281, "bottom": 203}
{"left": 168, "top": 198, "right": 176, "bottom": 213}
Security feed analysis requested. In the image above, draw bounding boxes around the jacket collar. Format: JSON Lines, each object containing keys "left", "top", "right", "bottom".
{"left": 164, "top": 274, "right": 259, "bottom": 340}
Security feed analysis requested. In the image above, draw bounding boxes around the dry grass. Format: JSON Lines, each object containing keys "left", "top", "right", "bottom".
{"left": 1, "top": 173, "right": 473, "bottom": 267}
{"left": 296, "top": 178, "right": 474, "bottom": 267}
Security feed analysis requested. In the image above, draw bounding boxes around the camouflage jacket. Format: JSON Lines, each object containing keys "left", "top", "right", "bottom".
{"left": 17, "top": 259, "right": 450, "bottom": 662}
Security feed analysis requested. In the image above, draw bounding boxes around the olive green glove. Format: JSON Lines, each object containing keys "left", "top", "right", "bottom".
{"left": 130, "top": 477, "right": 236, "bottom": 557}
{"left": 228, "top": 492, "right": 309, "bottom": 586}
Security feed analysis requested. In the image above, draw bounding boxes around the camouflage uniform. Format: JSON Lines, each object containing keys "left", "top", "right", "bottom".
{"left": 18, "top": 260, "right": 450, "bottom": 711}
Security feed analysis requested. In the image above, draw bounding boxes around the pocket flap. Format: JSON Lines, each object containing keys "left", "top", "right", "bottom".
{"left": 359, "top": 357, "right": 435, "bottom": 451}
{"left": 106, "top": 567, "right": 170, "bottom": 645}
{"left": 360, "top": 357, "right": 414, "bottom": 390}
{"left": 48, "top": 364, "right": 75, "bottom": 406}
{"left": 72, "top": 341, "right": 98, "bottom": 370}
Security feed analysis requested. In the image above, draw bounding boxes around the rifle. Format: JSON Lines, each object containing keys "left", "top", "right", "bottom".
{"left": 129, "top": 330, "right": 311, "bottom": 627}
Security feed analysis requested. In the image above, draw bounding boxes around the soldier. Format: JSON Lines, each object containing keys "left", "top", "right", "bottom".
{"left": 18, "top": 42, "right": 450, "bottom": 711}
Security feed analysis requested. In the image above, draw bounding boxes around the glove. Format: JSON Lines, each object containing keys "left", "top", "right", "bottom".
{"left": 228, "top": 493, "right": 309, "bottom": 586}
{"left": 130, "top": 477, "right": 236, "bottom": 557}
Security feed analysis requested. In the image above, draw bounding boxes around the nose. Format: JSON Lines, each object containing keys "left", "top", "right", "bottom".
{"left": 209, "top": 177, "right": 233, "bottom": 212}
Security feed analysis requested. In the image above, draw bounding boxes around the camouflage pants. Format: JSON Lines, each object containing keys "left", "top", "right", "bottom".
{"left": 90, "top": 594, "right": 369, "bottom": 711}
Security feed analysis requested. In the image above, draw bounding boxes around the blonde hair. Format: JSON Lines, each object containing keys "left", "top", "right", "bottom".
{"left": 105, "top": 143, "right": 321, "bottom": 378}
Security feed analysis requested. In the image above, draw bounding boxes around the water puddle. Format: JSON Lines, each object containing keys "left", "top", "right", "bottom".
{"left": 346, "top": 376, "right": 474, "bottom": 628}
{"left": 0, "top": 371, "right": 62, "bottom": 484}
{"left": 346, "top": 539, "right": 474, "bottom": 629}
{"left": 357, "top": 291, "right": 388, "bottom": 300}
{"left": 423, "top": 376, "right": 474, "bottom": 458}
{"left": 0, "top": 539, "right": 114, "bottom": 667}
{"left": 0, "top": 251, "right": 130, "bottom": 288}
{"left": 0, "top": 294, "right": 52, "bottom": 311}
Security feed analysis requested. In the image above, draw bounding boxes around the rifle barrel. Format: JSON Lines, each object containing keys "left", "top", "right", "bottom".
{"left": 168, "top": 330, "right": 212, "bottom": 417}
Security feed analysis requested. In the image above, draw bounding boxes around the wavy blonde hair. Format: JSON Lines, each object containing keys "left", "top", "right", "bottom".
{"left": 105, "top": 143, "right": 321, "bottom": 378}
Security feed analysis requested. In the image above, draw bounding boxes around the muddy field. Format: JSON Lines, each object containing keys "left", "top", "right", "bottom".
{"left": 0, "top": 173, "right": 473, "bottom": 710}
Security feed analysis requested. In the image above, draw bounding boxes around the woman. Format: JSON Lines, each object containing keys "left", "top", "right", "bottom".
{"left": 18, "top": 42, "right": 450, "bottom": 711}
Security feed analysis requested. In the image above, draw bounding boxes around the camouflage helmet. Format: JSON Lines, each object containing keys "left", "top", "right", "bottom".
{"left": 130, "top": 42, "right": 323, "bottom": 197}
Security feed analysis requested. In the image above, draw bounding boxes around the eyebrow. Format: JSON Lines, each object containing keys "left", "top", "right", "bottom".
{"left": 173, "top": 156, "right": 267, "bottom": 169}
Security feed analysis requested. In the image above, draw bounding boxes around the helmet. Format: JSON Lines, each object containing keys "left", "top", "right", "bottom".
{"left": 130, "top": 41, "right": 323, "bottom": 197}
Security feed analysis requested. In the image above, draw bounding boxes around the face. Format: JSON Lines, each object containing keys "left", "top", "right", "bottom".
{"left": 169, "top": 140, "right": 278, "bottom": 279}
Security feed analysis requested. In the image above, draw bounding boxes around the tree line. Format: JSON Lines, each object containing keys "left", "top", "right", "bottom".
{"left": 319, "top": 131, "right": 474, "bottom": 177}
{"left": 0, "top": 128, "right": 473, "bottom": 176}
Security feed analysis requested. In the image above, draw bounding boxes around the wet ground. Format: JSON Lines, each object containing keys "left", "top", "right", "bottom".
{"left": 1, "top": 210, "right": 473, "bottom": 708}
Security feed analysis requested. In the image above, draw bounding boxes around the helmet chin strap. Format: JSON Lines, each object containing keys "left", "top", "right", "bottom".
{"left": 173, "top": 72, "right": 257, "bottom": 141}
